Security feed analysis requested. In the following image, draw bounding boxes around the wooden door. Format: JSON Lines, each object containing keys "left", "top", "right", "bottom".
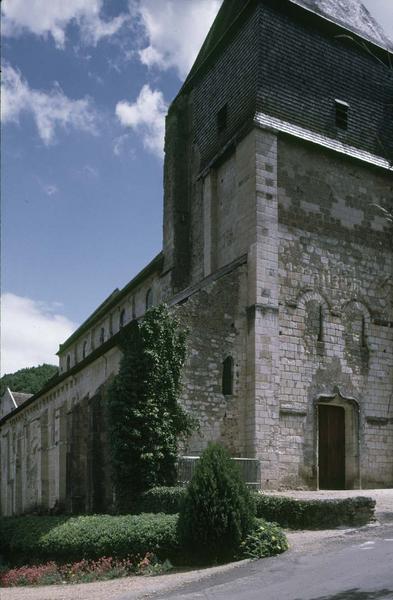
{"left": 318, "top": 405, "right": 345, "bottom": 490}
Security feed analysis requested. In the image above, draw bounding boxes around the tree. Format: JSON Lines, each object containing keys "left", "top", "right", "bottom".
{"left": 107, "top": 304, "right": 195, "bottom": 512}
{"left": 178, "top": 443, "right": 255, "bottom": 565}
{"left": 0, "top": 364, "right": 58, "bottom": 397}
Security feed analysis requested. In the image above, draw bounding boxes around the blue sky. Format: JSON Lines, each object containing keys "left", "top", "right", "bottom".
{"left": 1, "top": 0, "right": 392, "bottom": 374}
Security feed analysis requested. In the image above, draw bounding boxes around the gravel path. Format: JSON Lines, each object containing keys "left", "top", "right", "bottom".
{"left": 2, "top": 489, "right": 392, "bottom": 600}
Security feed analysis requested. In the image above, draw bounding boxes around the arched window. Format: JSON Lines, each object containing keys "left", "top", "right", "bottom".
{"left": 305, "top": 300, "right": 324, "bottom": 343}
{"left": 222, "top": 356, "right": 234, "bottom": 396}
{"left": 99, "top": 327, "right": 105, "bottom": 344}
{"left": 317, "top": 305, "right": 324, "bottom": 342}
{"left": 344, "top": 305, "right": 369, "bottom": 359}
{"left": 82, "top": 340, "right": 88, "bottom": 359}
{"left": 66, "top": 354, "right": 71, "bottom": 371}
{"left": 146, "top": 288, "right": 153, "bottom": 311}
{"left": 361, "top": 315, "right": 367, "bottom": 348}
{"left": 119, "top": 308, "right": 126, "bottom": 328}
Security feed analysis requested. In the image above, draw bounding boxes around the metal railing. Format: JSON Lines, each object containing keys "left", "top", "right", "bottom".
{"left": 176, "top": 456, "right": 261, "bottom": 490}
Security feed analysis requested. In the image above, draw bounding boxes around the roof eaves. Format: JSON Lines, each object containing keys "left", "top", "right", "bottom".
{"left": 0, "top": 318, "right": 138, "bottom": 426}
{"left": 56, "top": 288, "right": 120, "bottom": 355}
{"left": 57, "top": 252, "right": 163, "bottom": 355}
{"left": 254, "top": 111, "right": 393, "bottom": 171}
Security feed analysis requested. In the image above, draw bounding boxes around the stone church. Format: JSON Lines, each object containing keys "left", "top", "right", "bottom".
{"left": 1, "top": 0, "right": 392, "bottom": 515}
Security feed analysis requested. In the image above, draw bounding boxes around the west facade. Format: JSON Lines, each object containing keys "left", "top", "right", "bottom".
{"left": 1, "top": 0, "right": 392, "bottom": 515}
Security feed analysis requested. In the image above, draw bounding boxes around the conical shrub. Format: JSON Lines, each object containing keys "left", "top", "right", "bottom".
{"left": 178, "top": 443, "right": 255, "bottom": 564}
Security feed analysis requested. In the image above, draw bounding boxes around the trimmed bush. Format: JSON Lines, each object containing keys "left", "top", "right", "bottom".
{"left": 178, "top": 444, "right": 255, "bottom": 564}
{"left": 240, "top": 519, "right": 288, "bottom": 559}
{"left": 254, "top": 494, "right": 376, "bottom": 529}
{"left": 138, "top": 486, "right": 186, "bottom": 515}
{"left": 136, "top": 488, "right": 375, "bottom": 531}
{"left": 0, "top": 514, "right": 180, "bottom": 566}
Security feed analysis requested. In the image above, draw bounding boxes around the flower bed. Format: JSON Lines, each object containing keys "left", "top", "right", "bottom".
{"left": 0, "top": 553, "right": 171, "bottom": 587}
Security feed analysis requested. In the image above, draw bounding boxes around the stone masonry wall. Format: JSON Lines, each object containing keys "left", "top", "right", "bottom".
{"left": 190, "top": 133, "right": 257, "bottom": 285}
{"left": 176, "top": 263, "right": 249, "bottom": 456}
{"left": 274, "top": 136, "right": 393, "bottom": 489}
{"left": 0, "top": 347, "right": 121, "bottom": 516}
{"left": 252, "top": 128, "right": 282, "bottom": 486}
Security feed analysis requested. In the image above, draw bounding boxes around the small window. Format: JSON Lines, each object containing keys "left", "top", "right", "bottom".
{"left": 317, "top": 305, "right": 324, "bottom": 343}
{"left": 146, "top": 288, "right": 153, "bottom": 311}
{"left": 361, "top": 315, "right": 367, "bottom": 348}
{"left": 222, "top": 356, "right": 234, "bottom": 396}
{"left": 119, "top": 309, "right": 126, "bottom": 328}
{"left": 335, "top": 99, "right": 349, "bottom": 130}
{"left": 66, "top": 354, "right": 71, "bottom": 371}
{"left": 82, "top": 340, "right": 88, "bottom": 359}
{"left": 217, "top": 104, "right": 228, "bottom": 133}
{"left": 99, "top": 327, "right": 105, "bottom": 344}
{"left": 305, "top": 300, "right": 324, "bottom": 345}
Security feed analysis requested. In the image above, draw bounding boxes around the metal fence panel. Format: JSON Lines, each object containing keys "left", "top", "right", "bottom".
{"left": 176, "top": 456, "right": 261, "bottom": 489}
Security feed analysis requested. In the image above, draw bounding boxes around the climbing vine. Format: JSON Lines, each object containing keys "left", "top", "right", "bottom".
{"left": 107, "top": 304, "right": 195, "bottom": 512}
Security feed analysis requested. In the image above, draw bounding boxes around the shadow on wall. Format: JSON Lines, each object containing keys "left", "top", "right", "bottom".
{"left": 295, "top": 589, "right": 393, "bottom": 600}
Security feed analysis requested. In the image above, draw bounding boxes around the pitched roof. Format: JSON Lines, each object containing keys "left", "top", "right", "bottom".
{"left": 183, "top": 0, "right": 391, "bottom": 90}
{"left": 184, "top": 0, "right": 254, "bottom": 86}
{"left": 290, "top": 0, "right": 392, "bottom": 49}
{"left": 9, "top": 390, "right": 33, "bottom": 407}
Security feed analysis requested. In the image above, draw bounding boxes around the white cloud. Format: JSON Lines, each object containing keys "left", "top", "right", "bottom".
{"left": 113, "top": 134, "right": 127, "bottom": 156}
{"left": 112, "top": 133, "right": 136, "bottom": 159}
{"left": 83, "top": 164, "right": 99, "bottom": 178}
{"left": 1, "top": 293, "right": 77, "bottom": 375}
{"left": 116, "top": 84, "right": 168, "bottom": 157}
{"left": 1, "top": 64, "right": 98, "bottom": 144}
{"left": 136, "top": 0, "right": 222, "bottom": 79}
{"left": 44, "top": 184, "right": 58, "bottom": 197}
{"left": 1, "top": 0, "right": 128, "bottom": 48}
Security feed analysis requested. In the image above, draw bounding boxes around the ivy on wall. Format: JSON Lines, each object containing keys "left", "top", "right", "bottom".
{"left": 107, "top": 305, "right": 195, "bottom": 512}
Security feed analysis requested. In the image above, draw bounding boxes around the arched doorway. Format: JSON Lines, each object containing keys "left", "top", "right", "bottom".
{"left": 316, "top": 390, "right": 360, "bottom": 490}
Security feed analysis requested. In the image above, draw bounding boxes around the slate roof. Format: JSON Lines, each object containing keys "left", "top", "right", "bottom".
{"left": 291, "top": 0, "right": 393, "bottom": 49}
{"left": 10, "top": 391, "right": 33, "bottom": 407}
{"left": 184, "top": 0, "right": 392, "bottom": 88}
{"left": 185, "top": 0, "right": 249, "bottom": 84}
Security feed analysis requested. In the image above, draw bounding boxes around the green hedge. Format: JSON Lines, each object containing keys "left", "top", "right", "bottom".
{"left": 254, "top": 495, "right": 376, "bottom": 529}
{"left": 0, "top": 514, "right": 179, "bottom": 566}
{"left": 137, "top": 487, "right": 375, "bottom": 530}
{"left": 0, "top": 513, "right": 289, "bottom": 568}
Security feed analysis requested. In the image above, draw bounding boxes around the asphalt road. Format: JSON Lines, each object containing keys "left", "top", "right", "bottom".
{"left": 152, "top": 524, "right": 393, "bottom": 600}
